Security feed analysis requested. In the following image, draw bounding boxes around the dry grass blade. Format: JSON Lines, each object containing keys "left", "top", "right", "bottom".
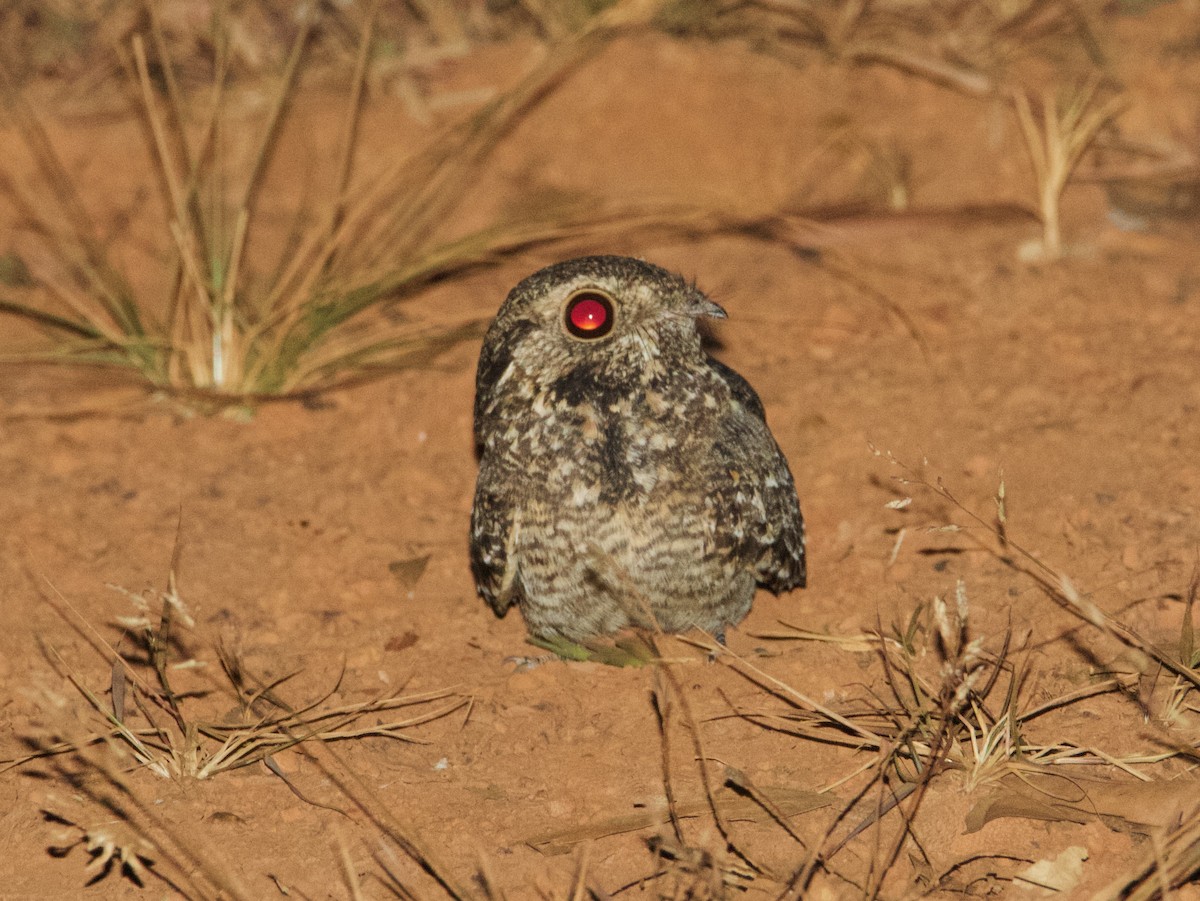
{"left": 336, "top": 827, "right": 366, "bottom": 901}
{"left": 475, "top": 847, "right": 508, "bottom": 901}
{"left": 652, "top": 668, "right": 685, "bottom": 845}
{"left": 568, "top": 844, "right": 591, "bottom": 901}
{"left": 734, "top": 0, "right": 1103, "bottom": 99}
{"left": 297, "top": 739, "right": 478, "bottom": 899}
{"left": 0, "top": 64, "right": 140, "bottom": 337}
{"left": 843, "top": 41, "right": 993, "bottom": 95}
{"left": 655, "top": 652, "right": 776, "bottom": 881}
{"left": 967, "top": 770, "right": 1197, "bottom": 838}
{"left": 722, "top": 765, "right": 812, "bottom": 849}
{"left": 747, "top": 620, "right": 878, "bottom": 652}
{"left": 711, "top": 639, "right": 887, "bottom": 749}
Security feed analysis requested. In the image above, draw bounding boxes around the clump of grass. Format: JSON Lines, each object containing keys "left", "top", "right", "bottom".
{"left": 0, "top": 0, "right": 831, "bottom": 410}
{"left": 13, "top": 553, "right": 479, "bottom": 897}
{"left": 711, "top": 571, "right": 1173, "bottom": 897}
{"left": 0, "top": 3, "right": 704, "bottom": 408}
{"left": 11, "top": 569, "right": 467, "bottom": 782}
{"left": 1012, "top": 75, "right": 1126, "bottom": 261}
{"left": 878, "top": 450, "right": 1200, "bottom": 717}
{"left": 0, "top": 5, "right": 476, "bottom": 404}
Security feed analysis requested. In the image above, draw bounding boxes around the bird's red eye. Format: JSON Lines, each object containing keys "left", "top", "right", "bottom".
{"left": 564, "top": 291, "right": 615, "bottom": 340}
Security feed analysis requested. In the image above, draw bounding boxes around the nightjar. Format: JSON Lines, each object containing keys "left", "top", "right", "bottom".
{"left": 470, "top": 255, "right": 805, "bottom": 644}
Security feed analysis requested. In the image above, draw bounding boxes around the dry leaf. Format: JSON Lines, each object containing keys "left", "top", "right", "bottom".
{"left": 388, "top": 555, "right": 431, "bottom": 589}
{"left": 385, "top": 631, "right": 419, "bottom": 652}
{"left": 965, "top": 788, "right": 1090, "bottom": 833}
{"left": 966, "top": 773, "right": 1198, "bottom": 835}
{"left": 1014, "top": 846, "right": 1087, "bottom": 895}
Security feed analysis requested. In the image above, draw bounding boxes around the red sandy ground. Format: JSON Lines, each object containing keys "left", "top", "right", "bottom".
{"left": 2, "top": 7, "right": 1200, "bottom": 899}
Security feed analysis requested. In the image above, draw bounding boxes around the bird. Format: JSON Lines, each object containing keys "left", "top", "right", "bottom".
{"left": 469, "top": 255, "right": 805, "bottom": 646}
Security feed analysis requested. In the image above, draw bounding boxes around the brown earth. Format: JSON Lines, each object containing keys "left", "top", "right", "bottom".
{"left": 2, "top": 6, "right": 1200, "bottom": 899}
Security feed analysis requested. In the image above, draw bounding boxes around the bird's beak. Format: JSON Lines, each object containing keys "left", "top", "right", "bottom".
{"left": 686, "top": 297, "right": 727, "bottom": 320}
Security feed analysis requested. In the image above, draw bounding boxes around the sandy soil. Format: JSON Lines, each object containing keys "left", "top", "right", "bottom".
{"left": 2, "top": 6, "right": 1200, "bottom": 899}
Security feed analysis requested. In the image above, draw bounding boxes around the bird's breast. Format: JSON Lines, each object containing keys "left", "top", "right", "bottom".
{"left": 531, "top": 389, "right": 707, "bottom": 507}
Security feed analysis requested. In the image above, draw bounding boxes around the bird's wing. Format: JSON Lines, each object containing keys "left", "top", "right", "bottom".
{"left": 704, "top": 359, "right": 807, "bottom": 592}
{"left": 469, "top": 464, "right": 523, "bottom": 616}
{"left": 473, "top": 317, "right": 535, "bottom": 446}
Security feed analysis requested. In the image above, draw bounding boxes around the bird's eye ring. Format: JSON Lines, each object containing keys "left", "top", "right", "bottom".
{"left": 563, "top": 291, "right": 615, "bottom": 340}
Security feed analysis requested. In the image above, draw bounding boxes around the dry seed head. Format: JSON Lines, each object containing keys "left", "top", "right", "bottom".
{"left": 113, "top": 613, "right": 153, "bottom": 630}
{"left": 1059, "top": 573, "right": 1108, "bottom": 628}
{"left": 946, "top": 640, "right": 987, "bottom": 713}
{"left": 955, "top": 579, "right": 969, "bottom": 625}
{"left": 933, "top": 594, "right": 955, "bottom": 652}
{"left": 962, "top": 636, "right": 984, "bottom": 670}
{"left": 162, "top": 587, "right": 196, "bottom": 629}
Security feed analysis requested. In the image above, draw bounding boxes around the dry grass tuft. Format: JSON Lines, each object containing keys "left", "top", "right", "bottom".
{"left": 8, "top": 566, "right": 467, "bottom": 783}
{"left": 0, "top": 0, "right": 836, "bottom": 411}
{"left": 0, "top": 3, "right": 654, "bottom": 407}
{"left": 0, "top": 4, "right": 491, "bottom": 405}
{"left": 879, "top": 450, "right": 1200, "bottom": 726}
{"left": 5, "top": 541, "right": 478, "bottom": 896}
{"left": 705, "top": 542, "right": 1185, "bottom": 896}
{"left": 1012, "top": 75, "right": 1127, "bottom": 261}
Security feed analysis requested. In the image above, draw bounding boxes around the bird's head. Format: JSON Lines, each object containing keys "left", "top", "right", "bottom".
{"left": 480, "top": 255, "right": 726, "bottom": 397}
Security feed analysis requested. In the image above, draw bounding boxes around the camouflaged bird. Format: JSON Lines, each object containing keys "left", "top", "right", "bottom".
{"left": 470, "top": 255, "right": 805, "bottom": 644}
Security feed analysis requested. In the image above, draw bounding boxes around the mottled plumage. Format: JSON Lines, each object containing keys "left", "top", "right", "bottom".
{"left": 470, "top": 256, "right": 805, "bottom": 643}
